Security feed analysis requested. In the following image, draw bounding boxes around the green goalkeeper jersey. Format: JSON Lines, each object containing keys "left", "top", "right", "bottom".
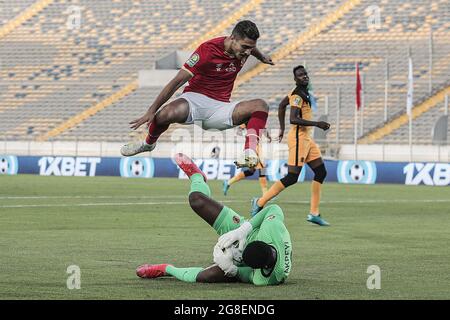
{"left": 237, "top": 204, "right": 292, "bottom": 286}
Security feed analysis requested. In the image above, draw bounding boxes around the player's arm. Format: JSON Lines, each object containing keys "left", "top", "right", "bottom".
{"left": 251, "top": 47, "right": 274, "bottom": 65}
{"left": 278, "top": 95, "right": 289, "bottom": 142}
{"left": 129, "top": 69, "right": 192, "bottom": 130}
{"left": 249, "top": 204, "right": 284, "bottom": 229}
{"left": 217, "top": 205, "right": 284, "bottom": 250}
{"left": 290, "top": 104, "right": 330, "bottom": 130}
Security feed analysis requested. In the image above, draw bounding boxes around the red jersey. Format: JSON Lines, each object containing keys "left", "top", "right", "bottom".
{"left": 182, "top": 36, "right": 247, "bottom": 102}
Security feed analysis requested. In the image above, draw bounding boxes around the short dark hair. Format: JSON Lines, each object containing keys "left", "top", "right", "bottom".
{"left": 242, "top": 241, "right": 276, "bottom": 269}
{"left": 232, "top": 20, "right": 260, "bottom": 41}
{"left": 293, "top": 65, "right": 306, "bottom": 75}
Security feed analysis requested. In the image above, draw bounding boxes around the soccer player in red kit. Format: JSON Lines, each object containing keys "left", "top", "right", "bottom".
{"left": 121, "top": 20, "right": 274, "bottom": 168}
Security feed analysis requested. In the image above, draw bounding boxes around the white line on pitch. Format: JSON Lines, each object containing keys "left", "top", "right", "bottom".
{"left": 0, "top": 195, "right": 186, "bottom": 200}
{"left": 2, "top": 195, "right": 450, "bottom": 203}
{"left": 2, "top": 199, "right": 450, "bottom": 208}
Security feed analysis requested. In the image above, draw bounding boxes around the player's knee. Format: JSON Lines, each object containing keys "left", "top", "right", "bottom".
{"left": 156, "top": 104, "right": 186, "bottom": 125}
{"left": 255, "top": 99, "right": 269, "bottom": 112}
{"left": 280, "top": 172, "right": 300, "bottom": 187}
{"left": 244, "top": 168, "right": 255, "bottom": 177}
{"left": 195, "top": 270, "right": 216, "bottom": 283}
{"left": 154, "top": 109, "right": 171, "bottom": 126}
{"left": 195, "top": 272, "right": 208, "bottom": 283}
{"left": 312, "top": 164, "right": 327, "bottom": 184}
{"left": 188, "top": 192, "right": 205, "bottom": 210}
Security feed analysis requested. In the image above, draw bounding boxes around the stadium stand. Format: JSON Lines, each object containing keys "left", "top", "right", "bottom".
{"left": 0, "top": 0, "right": 449, "bottom": 147}
{"left": 0, "top": 0, "right": 251, "bottom": 140}
{"left": 359, "top": 83, "right": 450, "bottom": 144}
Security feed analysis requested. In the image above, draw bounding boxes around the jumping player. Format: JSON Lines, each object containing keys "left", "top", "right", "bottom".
{"left": 136, "top": 153, "right": 292, "bottom": 285}
{"left": 251, "top": 65, "right": 331, "bottom": 226}
{"left": 121, "top": 20, "right": 274, "bottom": 168}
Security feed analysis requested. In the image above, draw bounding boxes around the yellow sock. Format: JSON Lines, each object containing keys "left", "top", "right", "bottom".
{"left": 229, "top": 172, "right": 246, "bottom": 185}
{"left": 310, "top": 181, "right": 322, "bottom": 214}
{"left": 257, "top": 181, "right": 285, "bottom": 207}
{"left": 259, "top": 176, "right": 268, "bottom": 195}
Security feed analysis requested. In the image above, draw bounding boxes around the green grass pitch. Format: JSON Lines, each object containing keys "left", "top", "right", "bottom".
{"left": 0, "top": 175, "right": 449, "bottom": 299}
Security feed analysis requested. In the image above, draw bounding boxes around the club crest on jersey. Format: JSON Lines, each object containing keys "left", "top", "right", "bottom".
{"left": 186, "top": 53, "right": 200, "bottom": 67}
{"left": 232, "top": 215, "right": 241, "bottom": 224}
{"left": 216, "top": 63, "right": 223, "bottom": 71}
{"left": 225, "top": 62, "right": 236, "bottom": 72}
{"left": 294, "top": 97, "right": 301, "bottom": 106}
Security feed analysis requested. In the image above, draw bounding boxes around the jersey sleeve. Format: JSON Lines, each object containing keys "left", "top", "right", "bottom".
{"left": 289, "top": 94, "right": 302, "bottom": 108}
{"left": 249, "top": 204, "right": 284, "bottom": 229}
{"left": 251, "top": 270, "right": 272, "bottom": 286}
{"left": 182, "top": 43, "right": 210, "bottom": 76}
{"left": 237, "top": 266, "right": 254, "bottom": 283}
{"left": 237, "top": 267, "right": 272, "bottom": 286}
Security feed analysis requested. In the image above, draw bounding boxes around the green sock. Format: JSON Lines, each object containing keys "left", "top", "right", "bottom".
{"left": 166, "top": 265, "right": 203, "bottom": 283}
{"left": 189, "top": 173, "right": 211, "bottom": 197}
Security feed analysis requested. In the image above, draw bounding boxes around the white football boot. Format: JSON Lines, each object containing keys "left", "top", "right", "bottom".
{"left": 120, "top": 141, "right": 156, "bottom": 156}
{"left": 234, "top": 148, "right": 259, "bottom": 168}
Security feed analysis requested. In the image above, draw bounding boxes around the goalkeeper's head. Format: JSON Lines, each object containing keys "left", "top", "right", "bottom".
{"left": 242, "top": 241, "right": 277, "bottom": 269}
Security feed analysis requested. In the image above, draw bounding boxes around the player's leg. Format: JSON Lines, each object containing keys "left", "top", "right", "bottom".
{"left": 306, "top": 157, "right": 329, "bottom": 226}
{"left": 174, "top": 153, "right": 222, "bottom": 225}
{"left": 307, "top": 157, "right": 327, "bottom": 214}
{"left": 176, "top": 153, "right": 246, "bottom": 236}
{"left": 136, "top": 263, "right": 237, "bottom": 283}
{"left": 251, "top": 166, "right": 301, "bottom": 216}
{"left": 166, "top": 264, "right": 237, "bottom": 283}
{"left": 195, "top": 265, "right": 239, "bottom": 283}
{"left": 251, "top": 130, "right": 305, "bottom": 215}
{"left": 223, "top": 168, "right": 255, "bottom": 195}
{"left": 232, "top": 99, "right": 269, "bottom": 168}
{"left": 120, "top": 98, "right": 190, "bottom": 156}
{"left": 146, "top": 98, "right": 189, "bottom": 143}
{"left": 136, "top": 263, "right": 203, "bottom": 283}
{"left": 188, "top": 191, "right": 224, "bottom": 226}
{"left": 258, "top": 168, "right": 268, "bottom": 195}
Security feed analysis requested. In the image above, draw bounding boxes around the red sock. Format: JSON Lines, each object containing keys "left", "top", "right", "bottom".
{"left": 244, "top": 111, "right": 268, "bottom": 151}
{"left": 146, "top": 122, "right": 169, "bottom": 144}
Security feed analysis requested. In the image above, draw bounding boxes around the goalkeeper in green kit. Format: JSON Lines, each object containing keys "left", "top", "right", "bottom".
{"left": 136, "top": 153, "right": 292, "bottom": 286}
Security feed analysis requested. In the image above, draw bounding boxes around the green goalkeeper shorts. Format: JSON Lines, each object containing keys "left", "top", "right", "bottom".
{"left": 213, "top": 206, "right": 247, "bottom": 236}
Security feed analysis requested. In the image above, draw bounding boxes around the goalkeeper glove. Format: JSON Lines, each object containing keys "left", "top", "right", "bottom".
{"left": 213, "top": 244, "right": 238, "bottom": 277}
{"left": 217, "top": 221, "right": 252, "bottom": 251}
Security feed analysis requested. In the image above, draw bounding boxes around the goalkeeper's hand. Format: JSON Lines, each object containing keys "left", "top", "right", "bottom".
{"left": 217, "top": 221, "right": 253, "bottom": 251}
{"left": 213, "top": 244, "right": 238, "bottom": 277}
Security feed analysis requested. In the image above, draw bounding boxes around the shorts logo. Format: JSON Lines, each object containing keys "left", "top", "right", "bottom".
{"left": 232, "top": 215, "right": 240, "bottom": 224}
{"left": 337, "top": 160, "right": 377, "bottom": 184}
{"left": 0, "top": 155, "right": 18, "bottom": 175}
{"left": 120, "top": 157, "right": 154, "bottom": 178}
{"left": 186, "top": 53, "right": 200, "bottom": 67}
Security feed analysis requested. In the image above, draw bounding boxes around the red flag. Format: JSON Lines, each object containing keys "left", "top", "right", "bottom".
{"left": 355, "top": 62, "right": 362, "bottom": 111}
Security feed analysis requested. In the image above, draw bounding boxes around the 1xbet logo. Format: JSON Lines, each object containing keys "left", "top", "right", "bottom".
{"left": 403, "top": 163, "right": 450, "bottom": 186}
{"left": 38, "top": 157, "right": 101, "bottom": 176}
